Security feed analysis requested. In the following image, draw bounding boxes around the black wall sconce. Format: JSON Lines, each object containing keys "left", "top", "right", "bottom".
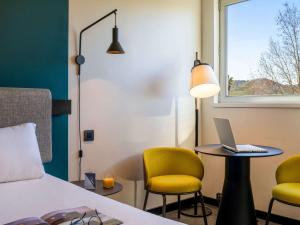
{"left": 75, "top": 9, "right": 125, "bottom": 76}
{"left": 74, "top": 9, "right": 125, "bottom": 180}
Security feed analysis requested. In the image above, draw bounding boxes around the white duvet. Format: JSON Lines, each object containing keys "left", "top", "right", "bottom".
{"left": 0, "top": 174, "right": 184, "bottom": 225}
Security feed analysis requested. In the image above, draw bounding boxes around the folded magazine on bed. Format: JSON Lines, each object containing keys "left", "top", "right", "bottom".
{"left": 4, "top": 206, "right": 123, "bottom": 225}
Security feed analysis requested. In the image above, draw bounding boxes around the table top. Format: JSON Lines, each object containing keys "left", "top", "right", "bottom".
{"left": 195, "top": 144, "right": 283, "bottom": 158}
{"left": 71, "top": 180, "right": 123, "bottom": 196}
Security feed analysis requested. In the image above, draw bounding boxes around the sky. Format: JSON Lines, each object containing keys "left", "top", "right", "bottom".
{"left": 227, "top": 0, "right": 300, "bottom": 80}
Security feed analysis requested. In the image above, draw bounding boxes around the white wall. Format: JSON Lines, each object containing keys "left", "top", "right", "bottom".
{"left": 201, "top": 0, "right": 300, "bottom": 220}
{"left": 69, "top": 0, "right": 201, "bottom": 209}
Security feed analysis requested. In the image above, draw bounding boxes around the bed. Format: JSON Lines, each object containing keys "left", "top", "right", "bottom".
{"left": 0, "top": 88, "right": 184, "bottom": 225}
{"left": 0, "top": 173, "right": 184, "bottom": 224}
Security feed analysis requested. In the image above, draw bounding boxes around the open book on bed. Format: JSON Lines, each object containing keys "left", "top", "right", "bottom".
{"left": 4, "top": 206, "right": 123, "bottom": 225}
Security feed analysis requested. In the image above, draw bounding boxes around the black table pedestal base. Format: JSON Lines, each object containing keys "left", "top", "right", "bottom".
{"left": 216, "top": 157, "right": 257, "bottom": 225}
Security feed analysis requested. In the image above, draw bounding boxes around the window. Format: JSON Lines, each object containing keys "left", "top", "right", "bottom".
{"left": 219, "top": 0, "right": 300, "bottom": 105}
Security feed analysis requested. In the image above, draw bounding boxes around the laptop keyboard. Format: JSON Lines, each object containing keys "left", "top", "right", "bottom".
{"left": 236, "top": 145, "right": 268, "bottom": 153}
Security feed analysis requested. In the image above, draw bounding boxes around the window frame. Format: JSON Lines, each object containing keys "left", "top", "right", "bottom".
{"left": 218, "top": 0, "right": 300, "bottom": 107}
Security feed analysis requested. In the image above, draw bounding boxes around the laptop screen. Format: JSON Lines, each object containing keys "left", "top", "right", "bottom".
{"left": 213, "top": 118, "right": 237, "bottom": 149}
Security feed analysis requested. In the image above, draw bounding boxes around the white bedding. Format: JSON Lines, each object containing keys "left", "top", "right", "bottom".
{"left": 0, "top": 174, "right": 184, "bottom": 225}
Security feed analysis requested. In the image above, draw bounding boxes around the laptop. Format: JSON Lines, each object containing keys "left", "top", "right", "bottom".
{"left": 213, "top": 118, "right": 267, "bottom": 153}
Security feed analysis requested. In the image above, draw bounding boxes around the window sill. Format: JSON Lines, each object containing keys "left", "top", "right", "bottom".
{"left": 214, "top": 102, "right": 300, "bottom": 108}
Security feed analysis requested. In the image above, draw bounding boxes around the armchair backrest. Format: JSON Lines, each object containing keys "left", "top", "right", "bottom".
{"left": 143, "top": 147, "right": 204, "bottom": 186}
{"left": 276, "top": 155, "right": 300, "bottom": 184}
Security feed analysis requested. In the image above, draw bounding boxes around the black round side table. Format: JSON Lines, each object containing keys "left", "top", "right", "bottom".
{"left": 195, "top": 144, "right": 283, "bottom": 225}
{"left": 71, "top": 180, "right": 123, "bottom": 196}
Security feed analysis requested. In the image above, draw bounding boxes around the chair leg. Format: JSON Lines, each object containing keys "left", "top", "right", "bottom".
{"left": 265, "top": 198, "right": 275, "bottom": 225}
{"left": 162, "top": 194, "right": 167, "bottom": 217}
{"left": 194, "top": 192, "right": 198, "bottom": 215}
{"left": 199, "top": 191, "right": 208, "bottom": 225}
{"left": 143, "top": 190, "right": 149, "bottom": 211}
{"left": 177, "top": 195, "right": 181, "bottom": 219}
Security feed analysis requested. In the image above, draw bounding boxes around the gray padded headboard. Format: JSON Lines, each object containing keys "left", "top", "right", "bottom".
{"left": 0, "top": 88, "right": 52, "bottom": 162}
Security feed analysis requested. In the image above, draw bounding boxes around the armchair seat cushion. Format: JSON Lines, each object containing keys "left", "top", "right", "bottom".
{"left": 148, "top": 175, "right": 202, "bottom": 194}
{"left": 272, "top": 183, "right": 300, "bottom": 205}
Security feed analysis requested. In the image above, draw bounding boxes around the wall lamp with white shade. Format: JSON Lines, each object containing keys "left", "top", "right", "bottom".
{"left": 181, "top": 52, "right": 220, "bottom": 217}
{"left": 190, "top": 52, "right": 220, "bottom": 147}
{"left": 190, "top": 52, "right": 220, "bottom": 98}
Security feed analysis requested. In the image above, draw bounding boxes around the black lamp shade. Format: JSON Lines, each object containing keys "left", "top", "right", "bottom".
{"left": 107, "top": 27, "right": 125, "bottom": 54}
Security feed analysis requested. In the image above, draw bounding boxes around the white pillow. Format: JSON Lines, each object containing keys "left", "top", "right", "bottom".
{"left": 0, "top": 123, "right": 45, "bottom": 183}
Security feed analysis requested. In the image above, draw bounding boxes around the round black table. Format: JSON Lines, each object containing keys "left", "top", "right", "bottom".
{"left": 195, "top": 144, "right": 283, "bottom": 225}
{"left": 71, "top": 180, "right": 123, "bottom": 196}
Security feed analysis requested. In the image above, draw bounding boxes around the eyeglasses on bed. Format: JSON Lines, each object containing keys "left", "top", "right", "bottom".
{"left": 70, "top": 210, "right": 103, "bottom": 225}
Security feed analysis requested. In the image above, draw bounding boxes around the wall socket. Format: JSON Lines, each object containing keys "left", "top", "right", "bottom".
{"left": 84, "top": 130, "right": 94, "bottom": 142}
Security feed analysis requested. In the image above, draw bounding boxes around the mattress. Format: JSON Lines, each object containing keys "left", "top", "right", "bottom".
{"left": 0, "top": 174, "right": 184, "bottom": 225}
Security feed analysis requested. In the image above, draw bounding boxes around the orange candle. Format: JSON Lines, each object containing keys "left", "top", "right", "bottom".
{"left": 103, "top": 177, "right": 115, "bottom": 189}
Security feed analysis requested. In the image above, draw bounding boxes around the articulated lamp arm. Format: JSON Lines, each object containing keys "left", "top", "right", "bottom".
{"left": 75, "top": 9, "right": 118, "bottom": 75}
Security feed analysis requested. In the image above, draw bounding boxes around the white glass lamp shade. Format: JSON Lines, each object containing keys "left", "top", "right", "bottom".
{"left": 190, "top": 64, "right": 220, "bottom": 98}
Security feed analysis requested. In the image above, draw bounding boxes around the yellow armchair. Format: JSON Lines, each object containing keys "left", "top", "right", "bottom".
{"left": 143, "top": 147, "right": 208, "bottom": 225}
{"left": 265, "top": 155, "right": 300, "bottom": 225}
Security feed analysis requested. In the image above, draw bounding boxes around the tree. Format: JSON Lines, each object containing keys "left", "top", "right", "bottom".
{"left": 228, "top": 75, "right": 234, "bottom": 92}
{"left": 259, "top": 3, "right": 300, "bottom": 94}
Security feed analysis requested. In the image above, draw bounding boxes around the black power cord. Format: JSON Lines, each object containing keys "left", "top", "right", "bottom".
{"left": 78, "top": 74, "right": 83, "bottom": 181}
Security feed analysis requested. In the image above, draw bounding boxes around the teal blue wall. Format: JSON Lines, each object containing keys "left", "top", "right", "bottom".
{"left": 0, "top": 0, "right": 69, "bottom": 180}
